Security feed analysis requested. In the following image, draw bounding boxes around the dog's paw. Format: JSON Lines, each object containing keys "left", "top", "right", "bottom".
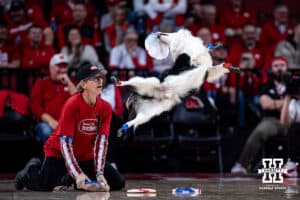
{"left": 117, "top": 124, "right": 129, "bottom": 138}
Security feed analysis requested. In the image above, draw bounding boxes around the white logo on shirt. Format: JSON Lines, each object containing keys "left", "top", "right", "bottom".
{"left": 79, "top": 119, "right": 98, "bottom": 135}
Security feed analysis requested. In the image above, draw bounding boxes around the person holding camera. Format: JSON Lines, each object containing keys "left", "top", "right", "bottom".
{"left": 229, "top": 51, "right": 261, "bottom": 126}
{"left": 281, "top": 75, "right": 300, "bottom": 177}
{"left": 231, "top": 57, "right": 288, "bottom": 174}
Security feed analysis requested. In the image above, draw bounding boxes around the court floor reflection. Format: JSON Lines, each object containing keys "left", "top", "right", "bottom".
{"left": 0, "top": 175, "right": 299, "bottom": 200}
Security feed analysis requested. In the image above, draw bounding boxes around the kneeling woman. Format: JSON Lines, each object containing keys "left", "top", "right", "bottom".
{"left": 15, "top": 63, "right": 125, "bottom": 191}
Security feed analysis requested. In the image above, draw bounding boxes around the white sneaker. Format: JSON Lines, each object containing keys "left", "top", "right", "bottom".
{"left": 231, "top": 162, "right": 247, "bottom": 174}
{"left": 284, "top": 159, "right": 298, "bottom": 177}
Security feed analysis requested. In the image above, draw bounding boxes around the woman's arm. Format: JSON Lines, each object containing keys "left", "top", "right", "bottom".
{"left": 94, "top": 134, "right": 108, "bottom": 177}
{"left": 60, "top": 136, "right": 84, "bottom": 178}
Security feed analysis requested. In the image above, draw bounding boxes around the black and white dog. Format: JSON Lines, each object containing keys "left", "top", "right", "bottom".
{"left": 116, "top": 29, "right": 238, "bottom": 134}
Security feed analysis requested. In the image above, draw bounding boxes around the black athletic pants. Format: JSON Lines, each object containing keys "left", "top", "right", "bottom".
{"left": 26, "top": 157, "right": 125, "bottom": 191}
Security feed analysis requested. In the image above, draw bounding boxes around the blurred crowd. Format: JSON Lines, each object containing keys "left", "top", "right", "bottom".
{"left": 0, "top": 0, "right": 300, "bottom": 173}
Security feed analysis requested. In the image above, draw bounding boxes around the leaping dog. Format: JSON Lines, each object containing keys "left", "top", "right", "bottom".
{"left": 116, "top": 29, "right": 238, "bottom": 135}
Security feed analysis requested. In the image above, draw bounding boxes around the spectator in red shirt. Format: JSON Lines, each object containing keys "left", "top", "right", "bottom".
{"left": 3, "top": 0, "right": 45, "bottom": 28}
{"left": 260, "top": 4, "right": 294, "bottom": 68}
{"left": 56, "top": 2, "right": 100, "bottom": 49}
{"left": 203, "top": 44, "right": 233, "bottom": 104}
{"left": 197, "top": 27, "right": 212, "bottom": 46}
{"left": 220, "top": 0, "right": 256, "bottom": 40}
{"left": 30, "top": 54, "right": 77, "bottom": 144}
{"left": 6, "top": 0, "right": 53, "bottom": 46}
{"left": 103, "top": 5, "right": 130, "bottom": 53}
{"left": 229, "top": 51, "right": 262, "bottom": 126}
{"left": 0, "top": 21, "right": 20, "bottom": 68}
{"left": 50, "top": 0, "right": 95, "bottom": 28}
{"left": 184, "top": 1, "right": 202, "bottom": 35}
{"left": 200, "top": 4, "right": 225, "bottom": 43}
{"left": 20, "top": 25, "right": 56, "bottom": 70}
{"left": 229, "top": 23, "right": 264, "bottom": 68}
{"left": 15, "top": 63, "right": 125, "bottom": 192}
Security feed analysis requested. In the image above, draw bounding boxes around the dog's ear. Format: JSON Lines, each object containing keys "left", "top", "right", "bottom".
{"left": 174, "top": 53, "right": 191, "bottom": 68}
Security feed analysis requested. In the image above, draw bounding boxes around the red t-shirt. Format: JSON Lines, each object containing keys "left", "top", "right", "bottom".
{"left": 44, "top": 93, "right": 112, "bottom": 161}
{"left": 209, "top": 23, "right": 226, "bottom": 44}
{"left": 50, "top": 2, "right": 95, "bottom": 26}
{"left": 30, "top": 77, "right": 73, "bottom": 121}
{"left": 228, "top": 40, "right": 264, "bottom": 68}
{"left": 220, "top": 6, "right": 257, "bottom": 30}
{"left": 188, "top": 23, "right": 226, "bottom": 44}
{"left": 20, "top": 44, "right": 56, "bottom": 69}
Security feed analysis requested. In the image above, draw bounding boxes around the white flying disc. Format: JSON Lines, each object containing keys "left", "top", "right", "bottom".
{"left": 127, "top": 188, "right": 156, "bottom": 193}
{"left": 127, "top": 193, "right": 157, "bottom": 197}
{"left": 145, "top": 33, "right": 170, "bottom": 60}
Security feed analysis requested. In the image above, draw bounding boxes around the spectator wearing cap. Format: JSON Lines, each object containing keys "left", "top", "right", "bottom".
{"left": 3, "top": 1, "right": 45, "bottom": 30}
{"left": 0, "top": 21, "right": 20, "bottom": 68}
{"left": 220, "top": 0, "right": 256, "bottom": 39}
{"left": 228, "top": 24, "right": 264, "bottom": 68}
{"left": 20, "top": 25, "right": 55, "bottom": 70}
{"left": 30, "top": 54, "right": 77, "bottom": 144}
{"left": 274, "top": 22, "right": 300, "bottom": 69}
{"left": 6, "top": 0, "right": 53, "bottom": 46}
{"left": 103, "top": 4, "right": 131, "bottom": 52}
{"left": 109, "top": 28, "right": 148, "bottom": 70}
{"left": 15, "top": 62, "right": 125, "bottom": 192}
{"left": 260, "top": 4, "right": 294, "bottom": 67}
{"left": 56, "top": 1, "right": 100, "bottom": 49}
{"left": 61, "top": 27, "right": 100, "bottom": 69}
{"left": 231, "top": 57, "right": 288, "bottom": 174}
